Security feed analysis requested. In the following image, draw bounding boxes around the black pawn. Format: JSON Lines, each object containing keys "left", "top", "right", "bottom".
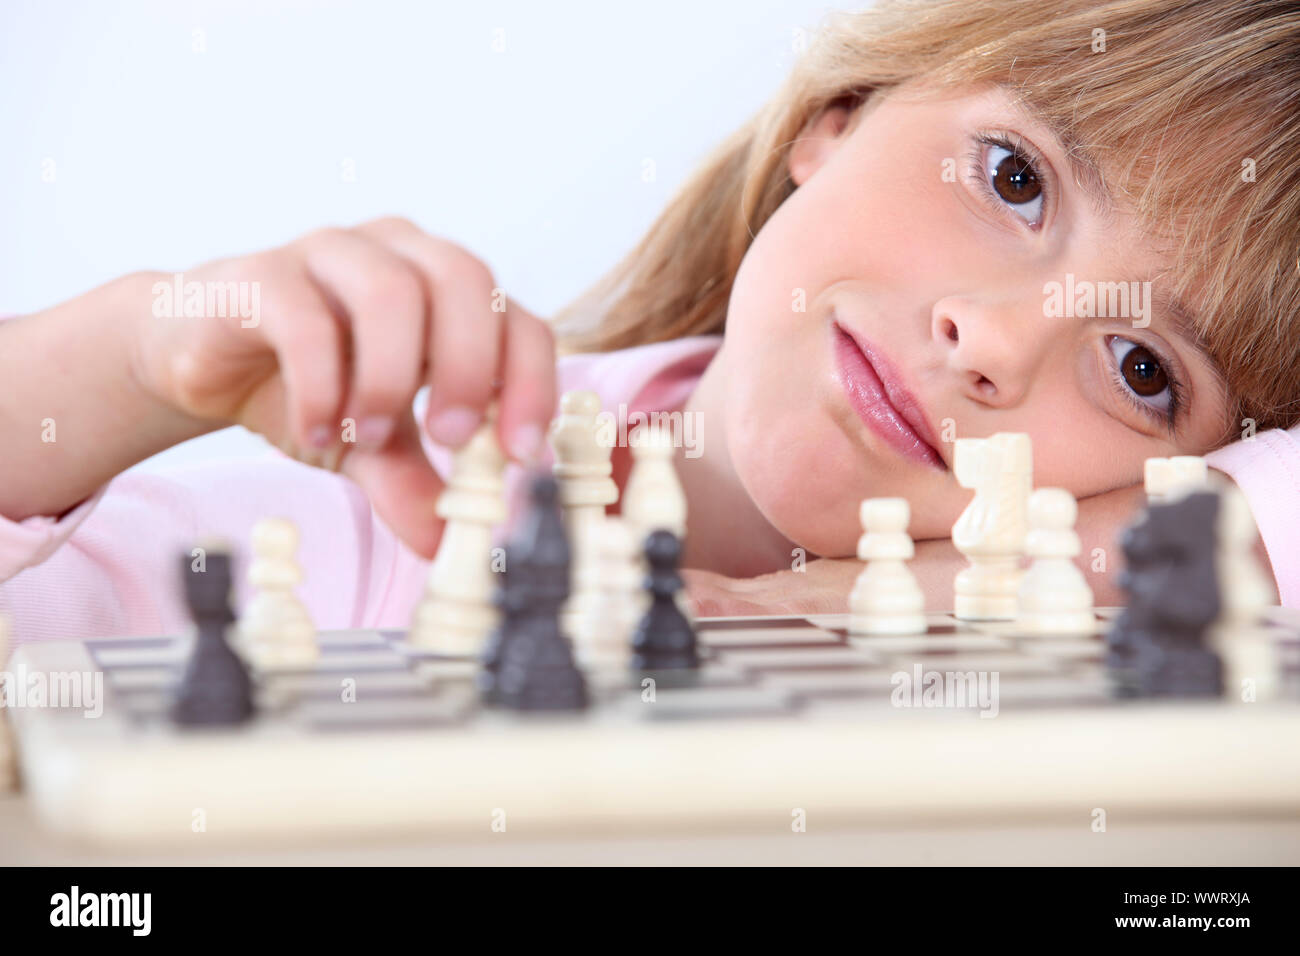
{"left": 172, "top": 551, "right": 255, "bottom": 726}
{"left": 492, "top": 474, "right": 588, "bottom": 711}
{"left": 631, "top": 530, "right": 699, "bottom": 671}
{"left": 1107, "top": 491, "right": 1223, "bottom": 698}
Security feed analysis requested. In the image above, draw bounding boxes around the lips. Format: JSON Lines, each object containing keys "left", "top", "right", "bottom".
{"left": 832, "top": 321, "right": 945, "bottom": 470}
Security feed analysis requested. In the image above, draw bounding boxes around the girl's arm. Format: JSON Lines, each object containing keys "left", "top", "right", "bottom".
{"left": 0, "top": 272, "right": 219, "bottom": 521}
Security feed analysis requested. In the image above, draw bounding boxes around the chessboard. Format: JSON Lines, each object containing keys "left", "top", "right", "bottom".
{"left": 7, "top": 607, "right": 1300, "bottom": 848}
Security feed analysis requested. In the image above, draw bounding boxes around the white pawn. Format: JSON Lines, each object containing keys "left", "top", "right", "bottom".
{"left": 622, "top": 424, "right": 686, "bottom": 540}
{"left": 849, "top": 498, "right": 926, "bottom": 635}
{"left": 1144, "top": 455, "right": 1208, "bottom": 503}
{"left": 575, "top": 515, "right": 641, "bottom": 667}
{"left": 409, "top": 412, "right": 508, "bottom": 655}
{"left": 240, "top": 517, "right": 318, "bottom": 669}
{"left": 1016, "top": 489, "right": 1095, "bottom": 635}
{"left": 1212, "top": 485, "right": 1278, "bottom": 702}
{"left": 548, "top": 391, "right": 619, "bottom": 633}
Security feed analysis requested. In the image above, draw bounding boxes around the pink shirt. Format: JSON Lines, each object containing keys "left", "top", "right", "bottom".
{"left": 0, "top": 336, "right": 722, "bottom": 647}
{"left": 1206, "top": 426, "right": 1300, "bottom": 607}
{"left": 1, "top": 332, "right": 1297, "bottom": 650}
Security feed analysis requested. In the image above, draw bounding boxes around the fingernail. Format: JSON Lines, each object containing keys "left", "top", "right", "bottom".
{"left": 509, "top": 423, "right": 544, "bottom": 463}
{"left": 309, "top": 425, "right": 333, "bottom": 449}
{"left": 428, "top": 405, "right": 482, "bottom": 447}
{"left": 357, "top": 416, "right": 394, "bottom": 448}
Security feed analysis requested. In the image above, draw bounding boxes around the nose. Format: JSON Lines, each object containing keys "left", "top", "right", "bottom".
{"left": 931, "top": 295, "right": 1049, "bottom": 408}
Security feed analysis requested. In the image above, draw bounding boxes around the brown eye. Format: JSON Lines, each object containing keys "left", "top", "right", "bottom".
{"left": 1120, "top": 344, "right": 1168, "bottom": 396}
{"left": 982, "top": 143, "right": 1045, "bottom": 224}
{"left": 991, "top": 149, "right": 1041, "bottom": 204}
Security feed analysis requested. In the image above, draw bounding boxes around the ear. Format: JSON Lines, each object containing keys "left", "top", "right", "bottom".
{"left": 788, "top": 100, "right": 859, "bottom": 186}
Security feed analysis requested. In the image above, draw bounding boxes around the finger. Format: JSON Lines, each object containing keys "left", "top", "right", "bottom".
{"left": 293, "top": 227, "right": 428, "bottom": 451}
{"left": 340, "top": 413, "right": 447, "bottom": 558}
{"left": 352, "top": 221, "right": 504, "bottom": 449}
{"left": 245, "top": 258, "right": 349, "bottom": 451}
{"left": 495, "top": 300, "right": 558, "bottom": 464}
{"left": 680, "top": 570, "right": 770, "bottom": 617}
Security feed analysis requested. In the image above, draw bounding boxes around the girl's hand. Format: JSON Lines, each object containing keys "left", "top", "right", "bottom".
{"left": 683, "top": 559, "right": 866, "bottom": 617}
{"left": 129, "top": 217, "right": 556, "bottom": 557}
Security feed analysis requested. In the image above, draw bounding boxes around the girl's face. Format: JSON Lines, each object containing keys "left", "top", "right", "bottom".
{"left": 715, "top": 82, "right": 1230, "bottom": 555}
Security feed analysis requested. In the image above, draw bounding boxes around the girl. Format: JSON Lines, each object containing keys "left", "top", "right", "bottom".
{"left": 3, "top": 0, "right": 1299, "bottom": 643}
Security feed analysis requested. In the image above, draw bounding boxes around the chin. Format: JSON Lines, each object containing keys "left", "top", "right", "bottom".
{"left": 726, "top": 407, "right": 864, "bottom": 558}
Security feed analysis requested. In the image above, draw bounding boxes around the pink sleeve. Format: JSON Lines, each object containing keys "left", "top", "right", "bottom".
{"left": 0, "top": 488, "right": 108, "bottom": 582}
{"left": 1206, "top": 424, "right": 1300, "bottom": 608}
{"left": 555, "top": 335, "right": 721, "bottom": 417}
{"left": 0, "top": 454, "right": 431, "bottom": 645}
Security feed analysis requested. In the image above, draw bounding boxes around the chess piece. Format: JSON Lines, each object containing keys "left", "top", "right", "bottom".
{"left": 1144, "top": 455, "right": 1208, "bottom": 503}
{"left": 630, "top": 530, "right": 699, "bottom": 671}
{"left": 952, "top": 432, "right": 1032, "bottom": 620}
{"left": 622, "top": 424, "right": 687, "bottom": 540}
{"left": 410, "top": 410, "right": 508, "bottom": 655}
{"left": 549, "top": 391, "right": 619, "bottom": 634}
{"left": 575, "top": 515, "right": 640, "bottom": 667}
{"left": 478, "top": 548, "right": 526, "bottom": 702}
{"left": 1107, "top": 491, "right": 1223, "bottom": 698}
{"left": 1212, "top": 485, "right": 1278, "bottom": 702}
{"left": 1016, "top": 488, "right": 1095, "bottom": 635}
{"left": 492, "top": 475, "right": 588, "bottom": 711}
{"left": 848, "top": 498, "right": 926, "bottom": 635}
{"left": 239, "top": 517, "right": 318, "bottom": 669}
{"left": 172, "top": 550, "right": 256, "bottom": 726}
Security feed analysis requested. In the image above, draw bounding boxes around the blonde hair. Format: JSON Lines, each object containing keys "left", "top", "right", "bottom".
{"left": 555, "top": 0, "right": 1300, "bottom": 436}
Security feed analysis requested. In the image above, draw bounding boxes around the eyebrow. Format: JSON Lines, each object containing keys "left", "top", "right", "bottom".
{"left": 1151, "top": 286, "right": 1203, "bottom": 346}
{"left": 1006, "top": 94, "right": 1115, "bottom": 221}
{"left": 1058, "top": 145, "right": 1114, "bottom": 222}
{"left": 1151, "top": 284, "right": 1230, "bottom": 411}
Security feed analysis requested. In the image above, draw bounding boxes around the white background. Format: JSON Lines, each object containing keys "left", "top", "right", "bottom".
{"left": 2, "top": 0, "right": 846, "bottom": 470}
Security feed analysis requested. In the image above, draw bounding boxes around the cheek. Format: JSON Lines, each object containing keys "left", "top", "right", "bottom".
{"left": 727, "top": 395, "right": 864, "bottom": 554}
{"left": 1032, "top": 419, "right": 1149, "bottom": 497}
{"left": 1011, "top": 383, "right": 1156, "bottom": 496}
